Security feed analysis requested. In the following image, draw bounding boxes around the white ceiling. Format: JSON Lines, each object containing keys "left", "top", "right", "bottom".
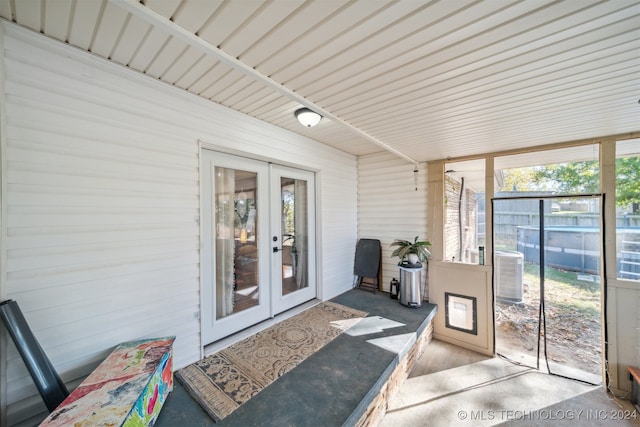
{"left": 1, "top": 0, "right": 638, "bottom": 164}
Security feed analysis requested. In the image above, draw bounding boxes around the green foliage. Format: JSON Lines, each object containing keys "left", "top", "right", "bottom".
{"left": 390, "top": 236, "right": 432, "bottom": 262}
{"left": 282, "top": 190, "right": 295, "bottom": 234}
{"left": 501, "top": 157, "right": 640, "bottom": 210}
{"left": 615, "top": 156, "right": 640, "bottom": 208}
{"left": 500, "top": 167, "right": 541, "bottom": 191}
{"left": 532, "top": 161, "right": 599, "bottom": 194}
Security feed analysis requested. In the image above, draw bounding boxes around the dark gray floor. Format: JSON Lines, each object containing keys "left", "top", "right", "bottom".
{"left": 156, "top": 289, "right": 436, "bottom": 426}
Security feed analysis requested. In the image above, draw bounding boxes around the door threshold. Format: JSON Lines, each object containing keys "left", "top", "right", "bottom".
{"left": 203, "top": 299, "right": 321, "bottom": 357}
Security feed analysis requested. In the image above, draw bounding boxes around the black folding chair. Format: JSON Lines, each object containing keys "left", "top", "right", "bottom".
{"left": 353, "top": 238, "right": 382, "bottom": 293}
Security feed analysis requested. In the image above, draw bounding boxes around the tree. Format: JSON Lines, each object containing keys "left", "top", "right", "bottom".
{"left": 532, "top": 161, "right": 599, "bottom": 194}
{"left": 500, "top": 158, "right": 640, "bottom": 213}
{"left": 500, "top": 167, "right": 542, "bottom": 192}
{"left": 615, "top": 157, "right": 640, "bottom": 212}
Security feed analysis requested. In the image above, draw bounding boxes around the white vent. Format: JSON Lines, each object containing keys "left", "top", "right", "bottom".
{"left": 495, "top": 251, "right": 524, "bottom": 303}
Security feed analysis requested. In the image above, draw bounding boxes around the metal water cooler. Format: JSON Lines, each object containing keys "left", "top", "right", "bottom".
{"left": 399, "top": 264, "right": 422, "bottom": 308}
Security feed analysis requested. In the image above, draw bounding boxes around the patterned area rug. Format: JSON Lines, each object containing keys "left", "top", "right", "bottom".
{"left": 176, "top": 302, "right": 367, "bottom": 422}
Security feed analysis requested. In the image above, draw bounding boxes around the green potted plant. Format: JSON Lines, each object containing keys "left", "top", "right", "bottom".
{"left": 390, "top": 236, "right": 431, "bottom": 265}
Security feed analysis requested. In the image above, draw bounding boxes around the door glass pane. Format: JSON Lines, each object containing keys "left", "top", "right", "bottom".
{"left": 215, "top": 167, "right": 258, "bottom": 319}
{"left": 281, "top": 177, "right": 308, "bottom": 296}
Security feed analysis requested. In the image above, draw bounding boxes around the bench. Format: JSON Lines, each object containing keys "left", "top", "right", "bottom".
{"left": 39, "top": 336, "right": 175, "bottom": 427}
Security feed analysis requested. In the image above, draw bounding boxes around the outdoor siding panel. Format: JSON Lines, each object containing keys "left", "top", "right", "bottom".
{"left": 1, "top": 22, "right": 357, "bottom": 425}
{"left": 357, "top": 152, "right": 428, "bottom": 294}
{"left": 321, "top": 169, "right": 358, "bottom": 300}
{"left": 2, "top": 23, "right": 200, "bottom": 424}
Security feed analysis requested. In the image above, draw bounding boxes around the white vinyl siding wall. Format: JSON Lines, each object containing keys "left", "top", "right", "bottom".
{"left": 357, "top": 152, "right": 428, "bottom": 293}
{"left": 1, "top": 22, "right": 357, "bottom": 425}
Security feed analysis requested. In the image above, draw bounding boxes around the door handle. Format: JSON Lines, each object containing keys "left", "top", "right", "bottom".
{"left": 273, "top": 247, "right": 282, "bottom": 253}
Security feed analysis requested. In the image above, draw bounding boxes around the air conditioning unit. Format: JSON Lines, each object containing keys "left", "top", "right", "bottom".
{"left": 495, "top": 251, "right": 524, "bottom": 304}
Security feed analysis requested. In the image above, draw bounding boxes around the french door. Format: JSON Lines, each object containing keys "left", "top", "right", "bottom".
{"left": 270, "top": 165, "right": 316, "bottom": 314}
{"left": 201, "top": 151, "right": 316, "bottom": 344}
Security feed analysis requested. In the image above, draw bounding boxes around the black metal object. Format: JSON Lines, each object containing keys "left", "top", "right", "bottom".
{"left": 389, "top": 278, "right": 399, "bottom": 299}
{"left": 0, "top": 299, "right": 69, "bottom": 412}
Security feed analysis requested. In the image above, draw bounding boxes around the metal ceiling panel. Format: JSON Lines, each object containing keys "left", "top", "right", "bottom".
{"left": 68, "top": 0, "right": 104, "bottom": 51}
{"left": 0, "top": 0, "right": 11, "bottom": 21}
{"left": 256, "top": 99, "right": 299, "bottom": 123}
{"left": 217, "top": 79, "right": 262, "bottom": 107}
{"left": 317, "top": 1, "right": 542, "bottom": 111}
{"left": 43, "top": 0, "right": 72, "bottom": 42}
{"left": 240, "top": 0, "right": 348, "bottom": 67}
{"left": 160, "top": 45, "right": 203, "bottom": 82}
{"left": 283, "top": 0, "right": 440, "bottom": 91}
{"left": 243, "top": 91, "right": 289, "bottom": 116}
{"left": 220, "top": 0, "right": 305, "bottom": 59}
{"left": 171, "top": 0, "right": 223, "bottom": 33}
{"left": 0, "top": 0, "right": 637, "bottom": 163}
{"left": 91, "top": 1, "right": 129, "bottom": 58}
{"left": 144, "top": 0, "right": 181, "bottom": 18}
{"left": 109, "top": 14, "right": 151, "bottom": 66}
{"left": 327, "top": 4, "right": 635, "bottom": 115}
{"left": 145, "top": 36, "right": 190, "bottom": 78}
{"left": 197, "top": 0, "right": 265, "bottom": 47}
{"left": 265, "top": 1, "right": 395, "bottom": 82}
{"left": 12, "top": 0, "right": 41, "bottom": 32}
{"left": 174, "top": 53, "right": 216, "bottom": 90}
{"left": 199, "top": 64, "right": 243, "bottom": 99}
{"left": 297, "top": 0, "right": 476, "bottom": 96}
{"left": 215, "top": 75, "right": 256, "bottom": 105}
{"left": 127, "top": 26, "right": 171, "bottom": 71}
{"left": 186, "top": 60, "right": 228, "bottom": 95}
{"left": 231, "top": 85, "right": 276, "bottom": 112}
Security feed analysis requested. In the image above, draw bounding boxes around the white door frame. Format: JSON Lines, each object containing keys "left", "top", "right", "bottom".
{"left": 200, "top": 148, "right": 318, "bottom": 345}
{"left": 200, "top": 151, "right": 271, "bottom": 344}
{"left": 270, "top": 164, "right": 317, "bottom": 315}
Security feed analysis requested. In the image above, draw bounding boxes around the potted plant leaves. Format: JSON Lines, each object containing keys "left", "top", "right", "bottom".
{"left": 390, "top": 236, "right": 431, "bottom": 266}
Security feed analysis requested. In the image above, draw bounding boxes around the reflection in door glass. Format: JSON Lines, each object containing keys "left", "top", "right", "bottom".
{"left": 215, "top": 167, "right": 258, "bottom": 319}
{"left": 281, "top": 177, "right": 308, "bottom": 296}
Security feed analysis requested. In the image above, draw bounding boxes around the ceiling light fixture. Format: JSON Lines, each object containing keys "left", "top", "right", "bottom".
{"left": 294, "top": 107, "right": 322, "bottom": 128}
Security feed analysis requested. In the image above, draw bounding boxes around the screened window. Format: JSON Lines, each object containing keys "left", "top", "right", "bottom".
{"left": 616, "top": 139, "right": 640, "bottom": 282}
{"left": 443, "top": 159, "right": 485, "bottom": 264}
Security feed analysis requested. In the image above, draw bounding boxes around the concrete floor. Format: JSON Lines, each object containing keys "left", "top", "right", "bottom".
{"left": 383, "top": 340, "right": 639, "bottom": 427}
{"left": 157, "top": 293, "right": 639, "bottom": 426}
